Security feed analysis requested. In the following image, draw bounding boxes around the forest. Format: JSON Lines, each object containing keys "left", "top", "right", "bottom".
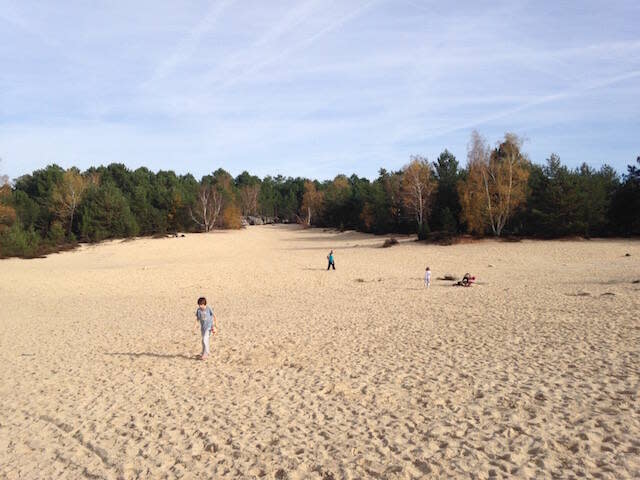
{"left": 1, "top": 131, "right": 639, "bottom": 258}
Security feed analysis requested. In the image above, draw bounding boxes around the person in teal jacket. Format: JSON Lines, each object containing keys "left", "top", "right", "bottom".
{"left": 327, "top": 250, "right": 335, "bottom": 270}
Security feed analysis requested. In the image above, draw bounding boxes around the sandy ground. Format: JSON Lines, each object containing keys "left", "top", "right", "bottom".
{"left": 0, "top": 225, "right": 639, "bottom": 479}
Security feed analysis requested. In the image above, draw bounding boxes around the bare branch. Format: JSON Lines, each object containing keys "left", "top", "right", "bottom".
{"left": 191, "top": 184, "right": 222, "bottom": 232}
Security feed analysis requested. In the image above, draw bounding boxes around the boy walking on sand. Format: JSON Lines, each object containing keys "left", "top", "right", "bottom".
{"left": 327, "top": 250, "right": 336, "bottom": 270}
{"left": 424, "top": 266, "right": 431, "bottom": 287}
{"left": 194, "top": 297, "right": 218, "bottom": 360}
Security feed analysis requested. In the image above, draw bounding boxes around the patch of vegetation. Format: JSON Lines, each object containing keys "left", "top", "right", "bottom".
{"left": 382, "top": 237, "right": 399, "bottom": 248}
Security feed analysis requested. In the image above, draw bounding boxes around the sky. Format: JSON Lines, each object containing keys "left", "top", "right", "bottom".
{"left": 1, "top": 0, "right": 639, "bottom": 181}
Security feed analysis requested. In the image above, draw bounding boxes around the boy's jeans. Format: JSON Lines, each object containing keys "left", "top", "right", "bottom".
{"left": 202, "top": 329, "right": 211, "bottom": 355}
{"left": 201, "top": 320, "right": 212, "bottom": 356}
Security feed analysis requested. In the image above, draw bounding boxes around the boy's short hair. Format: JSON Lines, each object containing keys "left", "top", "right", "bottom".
{"left": 197, "top": 297, "right": 207, "bottom": 305}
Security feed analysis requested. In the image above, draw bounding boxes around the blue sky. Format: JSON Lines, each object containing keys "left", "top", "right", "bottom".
{"left": 1, "top": 0, "right": 639, "bottom": 181}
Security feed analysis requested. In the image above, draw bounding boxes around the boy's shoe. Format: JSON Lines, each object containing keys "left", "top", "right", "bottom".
{"left": 200, "top": 354, "right": 209, "bottom": 361}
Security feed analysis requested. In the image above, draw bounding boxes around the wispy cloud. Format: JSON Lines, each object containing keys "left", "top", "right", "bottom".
{"left": 192, "top": 0, "right": 327, "bottom": 90}
{"left": 146, "top": 0, "right": 236, "bottom": 84}
{"left": 254, "top": 0, "right": 325, "bottom": 47}
{"left": 0, "top": 6, "right": 59, "bottom": 48}
{"left": 208, "top": 0, "right": 381, "bottom": 92}
{"left": 396, "top": 69, "right": 640, "bottom": 144}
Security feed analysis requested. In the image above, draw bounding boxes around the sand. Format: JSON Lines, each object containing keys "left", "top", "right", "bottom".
{"left": 0, "top": 225, "right": 638, "bottom": 479}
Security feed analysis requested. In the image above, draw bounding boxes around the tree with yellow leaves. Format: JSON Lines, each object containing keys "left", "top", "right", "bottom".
{"left": 50, "top": 169, "right": 96, "bottom": 236}
{"left": 401, "top": 156, "right": 436, "bottom": 238}
{"left": 0, "top": 159, "right": 16, "bottom": 235}
{"left": 459, "top": 131, "right": 530, "bottom": 236}
{"left": 0, "top": 183, "right": 16, "bottom": 232}
{"left": 300, "top": 180, "right": 323, "bottom": 226}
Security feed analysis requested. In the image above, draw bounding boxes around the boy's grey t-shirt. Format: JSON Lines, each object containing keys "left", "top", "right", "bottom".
{"left": 196, "top": 306, "right": 214, "bottom": 330}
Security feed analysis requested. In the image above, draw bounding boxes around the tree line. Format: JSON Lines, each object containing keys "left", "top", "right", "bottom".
{"left": 1, "top": 131, "right": 638, "bottom": 258}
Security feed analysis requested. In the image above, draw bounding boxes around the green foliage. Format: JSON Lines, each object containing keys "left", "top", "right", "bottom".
{"left": 77, "top": 183, "right": 139, "bottom": 242}
{"left": 610, "top": 157, "right": 640, "bottom": 235}
{"left": 256, "top": 175, "right": 305, "bottom": 221}
{"left": 235, "top": 171, "right": 261, "bottom": 187}
{"left": 11, "top": 190, "right": 40, "bottom": 230}
{"left": 13, "top": 164, "right": 65, "bottom": 235}
{"left": 47, "top": 221, "right": 66, "bottom": 244}
{"left": 1, "top": 151, "right": 639, "bottom": 259}
{"left": 431, "top": 150, "right": 461, "bottom": 233}
{"left": 417, "top": 222, "right": 430, "bottom": 240}
{"left": 521, "top": 155, "right": 620, "bottom": 237}
{"left": 258, "top": 176, "right": 282, "bottom": 217}
{"left": 438, "top": 207, "right": 457, "bottom": 234}
{"left": 0, "top": 222, "right": 41, "bottom": 258}
{"left": 322, "top": 175, "right": 353, "bottom": 227}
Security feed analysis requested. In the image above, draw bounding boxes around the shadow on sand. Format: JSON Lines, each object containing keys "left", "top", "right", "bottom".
{"left": 105, "top": 352, "right": 196, "bottom": 361}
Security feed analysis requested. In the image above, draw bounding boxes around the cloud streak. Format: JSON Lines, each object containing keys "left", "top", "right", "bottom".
{"left": 225, "top": 1, "right": 382, "bottom": 89}
{"left": 146, "top": 0, "right": 236, "bottom": 84}
{"left": 412, "top": 69, "right": 640, "bottom": 142}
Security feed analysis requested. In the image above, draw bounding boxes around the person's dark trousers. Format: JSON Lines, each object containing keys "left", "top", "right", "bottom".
{"left": 327, "top": 261, "right": 335, "bottom": 270}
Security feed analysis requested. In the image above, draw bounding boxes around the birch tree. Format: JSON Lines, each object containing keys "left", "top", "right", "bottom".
{"left": 50, "top": 169, "right": 95, "bottom": 235}
{"left": 400, "top": 156, "right": 436, "bottom": 237}
{"left": 458, "top": 131, "right": 490, "bottom": 234}
{"left": 239, "top": 184, "right": 260, "bottom": 216}
{"left": 459, "top": 131, "right": 530, "bottom": 236}
{"left": 190, "top": 184, "right": 222, "bottom": 232}
{"left": 300, "top": 180, "right": 323, "bottom": 226}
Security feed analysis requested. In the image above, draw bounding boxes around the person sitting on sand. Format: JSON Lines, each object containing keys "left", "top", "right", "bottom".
{"left": 424, "top": 266, "right": 431, "bottom": 287}
{"left": 194, "top": 297, "right": 218, "bottom": 360}
{"left": 454, "top": 273, "right": 475, "bottom": 287}
{"left": 327, "top": 250, "right": 336, "bottom": 270}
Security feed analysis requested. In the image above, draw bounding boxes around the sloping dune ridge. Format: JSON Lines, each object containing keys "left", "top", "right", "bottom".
{"left": 1, "top": 225, "right": 639, "bottom": 479}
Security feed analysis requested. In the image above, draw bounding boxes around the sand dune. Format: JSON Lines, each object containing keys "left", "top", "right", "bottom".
{"left": 1, "top": 225, "right": 639, "bottom": 479}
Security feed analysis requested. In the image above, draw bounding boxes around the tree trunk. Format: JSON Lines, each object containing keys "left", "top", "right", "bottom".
{"left": 68, "top": 203, "right": 75, "bottom": 236}
{"left": 482, "top": 168, "right": 497, "bottom": 235}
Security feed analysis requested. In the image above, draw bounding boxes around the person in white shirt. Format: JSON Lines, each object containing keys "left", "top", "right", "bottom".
{"left": 424, "top": 266, "right": 431, "bottom": 287}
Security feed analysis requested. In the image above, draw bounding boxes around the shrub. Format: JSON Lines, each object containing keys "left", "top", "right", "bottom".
{"left": 221, "top": 204, "right": 242, "bottom": 229}
{"left": 48, "top": 221, "right": 66, "bottom": 245}
{"left": 417, "top": 223, "right": 430, "bottom": 241}
{"left": 77, "top": 183, "right": 139, "bottom": 242}
{"left": 0, "top": 223, "right": 41, "bottom": 258}
{"left": 438, "top": 207, "right": 458, "bottom": 234}
{"left": 382, "top": 237, "right": 399, "bottom": 248}
{"left": 425, "top": 230, "right": 454, "bottom": 245}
